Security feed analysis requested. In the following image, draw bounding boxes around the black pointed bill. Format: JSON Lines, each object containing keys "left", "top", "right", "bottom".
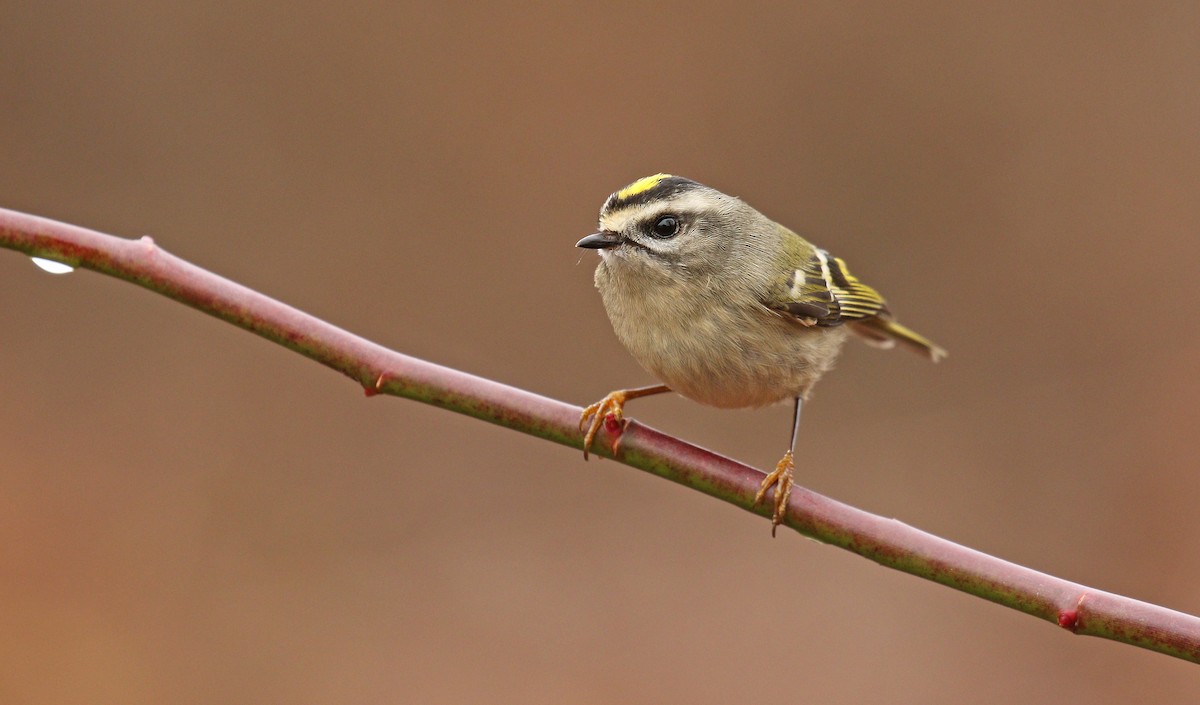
{"left": 576, "top": 231, "right": 623, "bottom": 249}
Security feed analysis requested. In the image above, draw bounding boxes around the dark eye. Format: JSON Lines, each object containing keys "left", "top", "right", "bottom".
{"left": 650, "top": 215, "right": 679, "bottom": 239}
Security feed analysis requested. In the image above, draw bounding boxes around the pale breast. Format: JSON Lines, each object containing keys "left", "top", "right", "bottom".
{"left": 598, "top": 270, "right": 849, "bottom": 409}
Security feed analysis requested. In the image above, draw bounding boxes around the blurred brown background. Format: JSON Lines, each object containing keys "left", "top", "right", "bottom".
{"left": 2, "top": 2, "right": 1198, "bottom": 703}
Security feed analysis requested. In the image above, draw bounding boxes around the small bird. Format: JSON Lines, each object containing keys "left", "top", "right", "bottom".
{"left": 577, "top": 174, "right": 945, "bottom": 534}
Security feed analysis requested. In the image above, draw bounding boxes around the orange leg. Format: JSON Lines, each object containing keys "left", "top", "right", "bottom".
{"left": 579, "top": 384, "right": 671, "bottom": 459}
{"left": 753, "top": 397, "right": 803, "bottom": 536}
{"left": 754, "top": 451, "right": 795, "bottom": 537}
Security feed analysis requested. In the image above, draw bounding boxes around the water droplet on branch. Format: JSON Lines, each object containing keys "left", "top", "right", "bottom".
{"left": 30, "top": 257, "right": 75, "bottom": 274}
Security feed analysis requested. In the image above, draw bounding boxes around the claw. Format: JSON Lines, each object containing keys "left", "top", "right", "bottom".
{"left": 578, "top": 385, "right": 671, "bottom": 461}
{"left": 754, "top": 450, "right": 795, "bottom": 536}
{"left": 579, "top": 392, "right": 630, "bottom": 460}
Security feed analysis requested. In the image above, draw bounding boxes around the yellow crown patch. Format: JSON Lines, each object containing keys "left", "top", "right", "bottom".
{"left": 615, "top": 173, "right": 673, "bottom": 201}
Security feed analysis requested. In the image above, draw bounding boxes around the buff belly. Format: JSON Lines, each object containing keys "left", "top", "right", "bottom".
{"left": 600, "top": 285, "right": 849, "bottom": 409}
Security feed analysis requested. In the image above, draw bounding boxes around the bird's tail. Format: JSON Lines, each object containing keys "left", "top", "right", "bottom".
{"left": 850, "top": 316, "right": 947, "bottom": 362}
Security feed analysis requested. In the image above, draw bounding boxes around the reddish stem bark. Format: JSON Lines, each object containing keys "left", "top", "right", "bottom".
{"left": 2, "top": 206, "right": 1198, "bottom": 663}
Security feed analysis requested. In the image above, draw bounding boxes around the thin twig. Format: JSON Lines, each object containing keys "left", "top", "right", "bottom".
{"left": 2, "top": 206, "right": 1198, "bottom": 663}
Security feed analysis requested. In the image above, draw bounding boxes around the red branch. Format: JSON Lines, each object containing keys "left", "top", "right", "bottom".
{"left": 2, "top": 206, "right": 1198, "bottom": 663}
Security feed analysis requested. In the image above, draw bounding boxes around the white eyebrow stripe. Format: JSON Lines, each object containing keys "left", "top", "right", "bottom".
{"left": 599, "top": 191, "right": 729, "bottom": 231}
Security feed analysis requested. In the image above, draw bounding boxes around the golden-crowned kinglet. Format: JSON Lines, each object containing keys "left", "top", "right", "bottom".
{"left": 576, "top": 174, "right": 945, "bottom": 533}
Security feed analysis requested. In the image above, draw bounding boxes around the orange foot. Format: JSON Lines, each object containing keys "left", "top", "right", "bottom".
{"left": 753, "top": 450, "right": 795, "bottom": 536}
{"left": 579, "top": 391, "right": 631, "bottom": 460}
